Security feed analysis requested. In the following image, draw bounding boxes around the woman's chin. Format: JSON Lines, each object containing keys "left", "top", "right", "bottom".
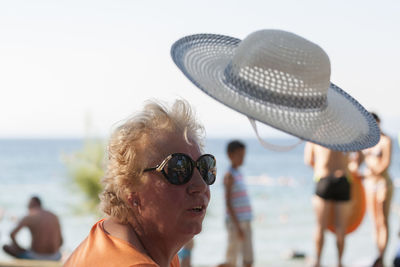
{"left": 180, "top": 223, "right": 203, "bottom": 236}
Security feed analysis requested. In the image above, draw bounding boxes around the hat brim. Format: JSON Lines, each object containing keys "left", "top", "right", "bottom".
{"left": 171, "top": 33, "right": 380, "bottom": 151}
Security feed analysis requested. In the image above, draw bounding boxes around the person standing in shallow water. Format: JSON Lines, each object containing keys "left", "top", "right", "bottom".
{"left": 304, "top": 143, "right": 351, "bottom": 267}
{"left": 3, "top": 196, "right": 63, "bottom": 261}
{"left": 361, "top": 112, "right": 393, "bottom": 267}
{"left": 64, "top": 99, "right": 216, "bottom": 267}
{"left": 218, "top": 140, "right": 254, "bottom": 267}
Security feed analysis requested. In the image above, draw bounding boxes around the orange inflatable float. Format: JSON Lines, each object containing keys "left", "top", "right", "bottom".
{"left": 327, "top": 171, "right": 366, "bottom": 234}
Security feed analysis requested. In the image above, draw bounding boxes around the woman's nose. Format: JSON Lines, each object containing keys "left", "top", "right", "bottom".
{"left": 187, "top": 168, "right": 208, "bottom": 195}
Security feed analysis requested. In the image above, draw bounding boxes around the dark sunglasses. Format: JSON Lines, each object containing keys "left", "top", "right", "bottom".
{"left": 143, "top": 153, "right": 216, "bottom": 185}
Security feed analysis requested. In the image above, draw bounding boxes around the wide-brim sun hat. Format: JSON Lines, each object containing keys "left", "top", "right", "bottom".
{"left": 171, "top": 29, "right": 380, "bottom": 152}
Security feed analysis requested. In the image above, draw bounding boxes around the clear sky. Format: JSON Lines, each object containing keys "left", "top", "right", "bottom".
{"left": 1, "top": 0, "right": 399, "bottom": 139}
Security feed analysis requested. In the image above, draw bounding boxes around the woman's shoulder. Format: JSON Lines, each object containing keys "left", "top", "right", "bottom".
{"left": 380, "top": 134, "right": 392, "bottom": 147}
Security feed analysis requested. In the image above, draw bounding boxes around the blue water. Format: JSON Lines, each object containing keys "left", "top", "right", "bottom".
{"left": 0, "top": 138, "right": 399, "bottom": 266}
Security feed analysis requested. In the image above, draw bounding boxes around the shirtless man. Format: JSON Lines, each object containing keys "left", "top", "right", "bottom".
{"left": 304, "top": 143, "right": 351, "bottom": 267}
{"left": 3, "top": 196, "right": 63, "bottom": 261}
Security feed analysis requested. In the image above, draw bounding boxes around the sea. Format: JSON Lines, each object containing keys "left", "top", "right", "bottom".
{"left": 0, "top": 138, "right": 400, "bottom": 267}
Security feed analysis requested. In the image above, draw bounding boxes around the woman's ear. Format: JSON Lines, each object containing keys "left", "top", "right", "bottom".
{"left": 127, "top": 192, "right": 140, "bottom": 209}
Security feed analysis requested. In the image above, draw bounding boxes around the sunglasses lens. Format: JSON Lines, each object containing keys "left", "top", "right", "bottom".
{"left": 197, "top": 155, "right": 216, "bottom": 185}
{"left": 164, "top": 154, "right": 193, "bottom": 185}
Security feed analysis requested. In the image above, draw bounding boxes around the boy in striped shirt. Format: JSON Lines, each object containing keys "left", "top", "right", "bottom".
{"left": 219, "top": 140, "right": 253, "bottom": 267}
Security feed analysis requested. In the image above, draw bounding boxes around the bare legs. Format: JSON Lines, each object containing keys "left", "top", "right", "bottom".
{"left": 3, "top": 243, "right": 25, "bottom": 258}
{"left": 366, "top": 180, "right": 393, "bottom": 267}
{"left": 333, "top": 202, "right": 350, "bottom": 267}
{"left": 313, "top": 196, "right": 350, "bottom": 267}
{"left": 313, "top": 195, "right": 330, "bottom": 267}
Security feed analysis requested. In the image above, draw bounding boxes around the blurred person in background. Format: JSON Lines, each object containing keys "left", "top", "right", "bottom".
{"left": 3, "top": 196, "right": 63, "bottom": 261}
{"left": 361, "top": 112, "right": 393, "bottom": 267}
{"left": 178, "top": 239, "right": 194, "bottom": 267}
{"left": 304, "top": 143, "right": 351, "bottom": 267}
{"left": 218, "top": 140, "right": 254, "bottom": 267}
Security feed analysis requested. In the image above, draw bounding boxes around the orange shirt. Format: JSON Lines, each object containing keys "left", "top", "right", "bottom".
{"left": 64, "top": 219, "right": 180, "bottom": 267}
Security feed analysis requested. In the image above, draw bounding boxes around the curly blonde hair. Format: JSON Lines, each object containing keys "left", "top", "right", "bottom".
{"left": 100, "top": 99, "right": 205, "bottom": 224}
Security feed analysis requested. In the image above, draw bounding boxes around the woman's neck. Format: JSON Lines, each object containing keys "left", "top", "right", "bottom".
{"left": 129, "top": 220, "right": 181, "bottom": 267}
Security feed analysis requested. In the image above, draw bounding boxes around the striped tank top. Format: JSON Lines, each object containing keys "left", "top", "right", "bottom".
{"left": 226, "top": 167, "right": 253, "bottom": 222}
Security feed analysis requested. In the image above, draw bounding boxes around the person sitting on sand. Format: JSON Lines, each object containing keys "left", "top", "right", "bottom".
{"left": 304, "top": 143, "right": 351, "bottom": 267}
{"left": 64, "top": 99, "right": 216, "bottom": 267}
{"left": 3, "top": 196, "right": 63, "bottom": 261}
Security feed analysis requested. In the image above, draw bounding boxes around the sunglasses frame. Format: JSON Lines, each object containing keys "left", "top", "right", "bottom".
{"left": 143, "top": 153, "right": 216, "bottom": 185}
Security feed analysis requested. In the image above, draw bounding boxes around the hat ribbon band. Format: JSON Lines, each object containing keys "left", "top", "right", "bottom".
{"left": 224, "top": 63, "right": 327, "bottom": 110}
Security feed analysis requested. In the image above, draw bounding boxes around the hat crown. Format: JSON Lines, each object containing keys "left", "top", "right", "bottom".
{"left": 228, "top": 30, "right": 331, "bottom": 106}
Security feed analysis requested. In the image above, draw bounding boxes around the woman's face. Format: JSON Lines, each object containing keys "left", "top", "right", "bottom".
{"left": 134, "top": 130, "right": 211, "bottom": 241}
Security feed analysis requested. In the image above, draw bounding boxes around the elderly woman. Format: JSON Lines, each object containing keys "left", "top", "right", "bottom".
{"left": 65, "top": 99, "right": 216, "bottom": 267}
